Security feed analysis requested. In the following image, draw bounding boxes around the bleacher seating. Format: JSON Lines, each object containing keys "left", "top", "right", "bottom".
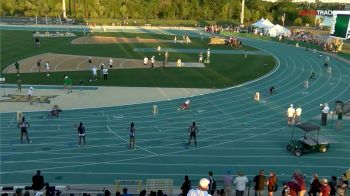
{"left": 146, "top": 179, "right": 173, "bottom": 195}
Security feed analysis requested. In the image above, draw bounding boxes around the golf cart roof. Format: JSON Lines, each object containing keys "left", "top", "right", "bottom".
{"left": 295, "top": 122, "right": 320, "bottom": 132}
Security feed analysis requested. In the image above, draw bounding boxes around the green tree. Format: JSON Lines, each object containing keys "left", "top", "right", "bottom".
{"left": 294, "top": 17, "right": 302, "bottom": 26}
{"left": 4, "top": 0, "right": 16, "bottom": 16}
{"left": 120, "top": 4, "right": 127, "bottom": 20}
{"left": 251, "top": 10, "right": 261, "bottom": 22}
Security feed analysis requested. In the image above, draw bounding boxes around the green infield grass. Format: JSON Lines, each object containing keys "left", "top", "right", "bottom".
{"left": 1, "top": 30, "right": 275, "bottom": 88}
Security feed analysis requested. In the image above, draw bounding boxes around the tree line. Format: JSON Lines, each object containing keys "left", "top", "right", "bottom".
{"left": 0, "top": 0, "right": 345, "bottom": 25}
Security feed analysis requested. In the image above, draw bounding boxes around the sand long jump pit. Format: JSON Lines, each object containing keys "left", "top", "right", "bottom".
{"left": 3, "top": 53, "right": 204, "bottom": 74}
{"left": 71, "top": 36, "right": 172, "bottom": 44}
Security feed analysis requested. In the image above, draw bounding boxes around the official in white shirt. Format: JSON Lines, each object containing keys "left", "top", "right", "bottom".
{"left": 187, "top": 178, "right": 211, "bottom": 196}
{"left": 287, "top": 104, "right": 295, "bottom": 126}
{"left": 321, "top": 103, "right": 330, "bottom": 126}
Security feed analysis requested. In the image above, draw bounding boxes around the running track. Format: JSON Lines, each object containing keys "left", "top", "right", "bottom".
{"left": 0, "top": 37, "right": 349, "bottom": 186}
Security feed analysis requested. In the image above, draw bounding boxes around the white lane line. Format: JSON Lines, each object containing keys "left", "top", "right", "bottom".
{"left": 0, "top": 146, "right": 143, "bottom": 165}
{"left": 100, "top": 111, "right": 111, "bottom": 121}
{"left": 106, "top": 125, "right": 158, "bottom": 156}
{"left": 0, "top": 154, "right": 156, "bottom": 174}
{"left": 3, "top": 154, "right": 350, "bottom": 165}
{"left": 1, "top": 163, "right": 347, "bottom": 175}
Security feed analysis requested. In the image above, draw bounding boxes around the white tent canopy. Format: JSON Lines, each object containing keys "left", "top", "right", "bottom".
{"left": 265, "top": 24, "right": 291, "bottom": 37}
{"left": 259, "top": 19, "right": 274, "bottom": 28}
{"left": 252, "top": 18, "right": 274, "bottom": 29}
{"left": 251, "top": 18, "right": 266, "bottom": 28}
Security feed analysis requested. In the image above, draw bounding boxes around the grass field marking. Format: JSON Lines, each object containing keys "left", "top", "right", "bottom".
{"left": 30, "top": 53, "right": 62, "bottom": 72}
{"left": 3, "top": 53, "right": 48, "bottom": 73}
{"left": 157, "top": 87, "right": 168, "bottom": 98}
{"left": 54, "top": 55, "right": 80, "bottom": 71}
{"left": 43, "top": 39, "right": 279, "bottom": 113}
{"left": 76, "top": 56, "right": 86, "bottom": 70}
{"left": 181, "top": 88, "right": 190, "bottom": 94}
{"left": 105, "top": 125, "right": 158, "bottom": 156}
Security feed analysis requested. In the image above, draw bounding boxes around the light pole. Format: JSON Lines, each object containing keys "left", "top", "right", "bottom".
{"left": 62, "top": 0, "right": 67, "bottom": 19}
{"left": 240, "top": 0, "right": 245, "bottom": 27}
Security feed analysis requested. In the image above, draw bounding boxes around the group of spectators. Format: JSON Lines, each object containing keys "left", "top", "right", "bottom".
{"left": 1, "top": 169, "right": 348, "bottom": 196}
{"left": 290, "top": 30, "right": 342, "bottom": 53}
{"left": 0, "top": 17, "right": 74, "bottom": 25}
{"left": 180, "top": 169, "right": 348, "bottom": 196}
{"left": 205, "top": 25, "right": 222, "bottom": 34}
{"left": 224, "top": 37, "right": 242, "bottom": 48}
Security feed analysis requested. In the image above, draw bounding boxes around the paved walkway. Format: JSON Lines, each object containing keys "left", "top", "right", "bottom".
{"left": 0, "top": 86, "right": 216, "bottom": 113}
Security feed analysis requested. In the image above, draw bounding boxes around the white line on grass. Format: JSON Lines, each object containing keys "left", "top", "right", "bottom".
{"left": 157, "top": 88, "right": 168, "bottom": 98}
{"left": 54, "top": 56, "right": 80, "bottom": 71}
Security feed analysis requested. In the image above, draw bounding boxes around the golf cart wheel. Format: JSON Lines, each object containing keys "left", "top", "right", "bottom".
{"left": 319, "top": 146, "right": 327, "bottom": 153}
{"left": 294, "top": 149, "right": 302, "bottom": 156}
{"left": 287, "top": 145, "right": 293, "bottom": 151}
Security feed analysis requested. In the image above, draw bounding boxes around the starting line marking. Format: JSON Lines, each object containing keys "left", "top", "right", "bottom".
{"left": 113, "top": 115, "right": 124, "bottom": 119}
{"left": 197, "top": 109, "right": 206, "bottom": 113}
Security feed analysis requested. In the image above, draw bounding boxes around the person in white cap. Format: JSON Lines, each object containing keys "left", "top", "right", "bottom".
{"left": 28, "top": 87, "right": 34, "bottom": 105}
{"left": 187, "top": 178, "right": 211, "bottom": 196}
{"left": 321, "top": 103, "right": 329, "bottom": 126}
{"left": 286, "top": 104, "right": 295, "bottom": 126}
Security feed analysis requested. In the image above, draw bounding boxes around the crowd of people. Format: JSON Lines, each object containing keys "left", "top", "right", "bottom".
{"left": 205, "top": 25, "right": 223, "bottom": 34}
{"left": 290, "top": 30, "right": 343, "bottom": 54}
{"left": 224, "top": 37, "right": 242, "bottom": 48}
{"left": 1, "top": 164, "right": 348, "bottom": 196}
{"left": 180, "top": 169, "right": 349, "bottom": 196}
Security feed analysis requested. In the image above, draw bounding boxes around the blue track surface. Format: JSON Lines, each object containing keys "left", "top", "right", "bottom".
{"left": 0, "top": 37, "right": 349, "bottom": 186}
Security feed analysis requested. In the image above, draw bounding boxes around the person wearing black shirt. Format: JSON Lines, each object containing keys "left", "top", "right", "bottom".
{"left": 129, "top": 122, "right": 136, "bottom": 149}
{"left": 17, "top": 117, "right": 31, "bottom": 143}
{"left": 180, "top": 175, "right": 191, "bottom": 196}
{"left": 253, "top": 170, "right": 266, "bottom": 196}
{"left": 187, "top": 122, "right": 199, "bottom": 148}
{"left": 32, "top": 170, "right": 45, "bottom": 190}
{"left": 78, "top": 122, "right": 86, "bottom": 147}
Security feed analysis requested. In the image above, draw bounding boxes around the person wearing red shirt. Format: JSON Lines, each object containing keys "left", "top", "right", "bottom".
{"left": 319, "top": 178, "right": 331, "bottom": 196}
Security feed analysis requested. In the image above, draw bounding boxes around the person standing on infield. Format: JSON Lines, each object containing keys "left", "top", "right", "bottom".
{"left": 77, "top": 122, "right": 86, "bottom": 147}
{"left": 129, "top": 122, "right": 136, "bottom": 149}
{"left": 15, "top": 61, "right": 20, "bottom": 73}
{"left": 37, "top": 59, "right": 42, "bottom": 72}
{"left": 16, "top": 76, "right": 22, "bottom": 93}
{"left": 18, "top": 117, "right": 32, "bottom": 143}
{"left": 187, "top": 121, "right": 199, "bottom": 148}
